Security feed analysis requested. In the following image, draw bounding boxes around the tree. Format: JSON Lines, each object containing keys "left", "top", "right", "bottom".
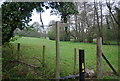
{"left": 49, "top": 2, "right": 78, "bottom": 41}
{"left": 115, "top": 7, "right": 120, "bottom": 44}
{"left": 0, "top": 7, "right": 1, "bottom": 45}
{"left": 105, "top": 1, "right": 120, "bottom": 44}
{"left": 31, "top": 22, "right": 42, "bottom": 32}
{"left": 14, "top": 22, "right": 45, "bottom": 38}
{"left": 69, "top": 2, "right": 95, "bottom": 42}
{"left": 47, "top": 20, "right": 56, "bottom": 40}
{"left": 106, "top": 1, "right": 120, "bottom": 28}
{"left": 2, "top": 2, "right": 39, "bottom": 44}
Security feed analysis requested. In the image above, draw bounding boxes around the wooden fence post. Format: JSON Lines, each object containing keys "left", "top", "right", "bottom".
{"left": 97, "top": 37, "right": 102, "bottom": 79}
{"left": 18, "top": 43, "right": 20, "bottom": 51}
{"left": 42, "top": 45, "right": 45, "bottom": 65}
{"left": 55, "top": 21, "right": 60, "bottom": 80}
{"left": 74, "top": 48, "right": 77, "bottom": 74}
{"left": 79, "top": 49, "right": 85, "bottom": 81}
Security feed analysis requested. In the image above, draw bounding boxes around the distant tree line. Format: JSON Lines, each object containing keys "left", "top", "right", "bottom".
{"left": 14, "top": 22, "right": 45, "bottom": 38}
{"left": 47, "top": 1, "right": 120, "bottom": 45}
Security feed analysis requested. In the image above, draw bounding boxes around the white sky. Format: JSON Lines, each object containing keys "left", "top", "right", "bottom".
{"left": 0, "top": 0, "right": 4, "bottom": 7}
{"left": 29, "top": 8, "right": 61, "bottom": 26}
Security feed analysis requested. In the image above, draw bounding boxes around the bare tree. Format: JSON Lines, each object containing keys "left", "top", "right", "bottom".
{"left": 106, "top": 0, "right": 120, "bottom": 27}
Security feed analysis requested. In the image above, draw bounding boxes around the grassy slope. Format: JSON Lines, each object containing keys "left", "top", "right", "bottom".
{"left": 13, "top": 37, "right": 118, "bottom": 78}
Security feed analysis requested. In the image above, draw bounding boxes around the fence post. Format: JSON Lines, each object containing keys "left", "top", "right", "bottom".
{"left": 42, "top": 45, "right": 45, "bottom": 65}
{"left": 97, "top": 37, "right": 102, "bottom": 79}
{"left": 74, "top": 48, "right": 77, "bottom": 74}
{"left": 55, "top": 21, "right": 60, "bottom": 80}
{"left": 79, "top": 49, "right": 85, "bottom": 81}
{"left": 18, "top": 43, "right": 20, "bottom": 51}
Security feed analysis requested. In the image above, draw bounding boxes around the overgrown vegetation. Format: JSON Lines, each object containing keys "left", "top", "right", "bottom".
{"left": 2, "top": 42, "right": 55, "bottom": 79}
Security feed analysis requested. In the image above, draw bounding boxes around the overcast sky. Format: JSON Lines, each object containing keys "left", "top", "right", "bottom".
{"left": 29, "top": 8, "right": 61, "bottom": 26}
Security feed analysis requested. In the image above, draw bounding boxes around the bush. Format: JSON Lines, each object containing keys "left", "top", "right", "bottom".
{"left": 47, "top": 31, "right": 55, "bottom": 40}
{"left": 47, "top": 29, "right": 70, "bottom": 41}
{"left": 87, "top": 37, "right": 93, "bottom": 43}
{"left": 2, "top": 43, "right": 18, "bottom": 71}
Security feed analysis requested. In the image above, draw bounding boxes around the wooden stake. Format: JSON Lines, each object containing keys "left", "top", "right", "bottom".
{"left": 97, "top": 37, "right": 102, "bottom": 79}
{"left": 74, "top": 48, "right": 77, "bottom": 74}
{"left": 18, "top": 43, "right": 20, "bottom": 51}
{"left": 102, "top": 53, "right": 119, "bottom": 76}
{"left": 12, "top": 60, "right": 39, "bottom": 68}
{"left": 55, "top": 21, "right": 60, "bottom": 80}
{"left": 42, "top": 45, "right": 45, "bottom": 65}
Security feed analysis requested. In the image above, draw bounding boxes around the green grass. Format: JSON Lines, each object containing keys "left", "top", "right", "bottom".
{"left": 10, "top": 37, "right": 118, "bottom": 79}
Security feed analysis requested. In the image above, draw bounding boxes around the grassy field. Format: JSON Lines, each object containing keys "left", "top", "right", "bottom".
{"left": 8, "top": 37, "right": 118, "bottom": 79}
